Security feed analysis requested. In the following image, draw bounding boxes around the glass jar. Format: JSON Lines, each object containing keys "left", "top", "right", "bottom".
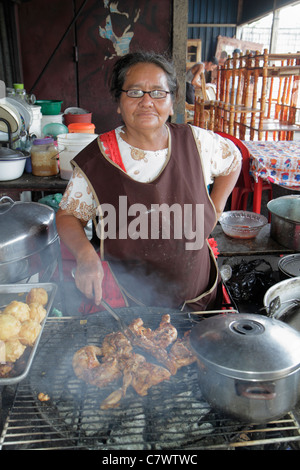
{"left": 30, "top": 137, "right": 59, "bottom": 176}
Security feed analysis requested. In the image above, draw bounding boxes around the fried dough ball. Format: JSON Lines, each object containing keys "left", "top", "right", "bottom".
{"left": 0, "top": 340, "right": 5, "bottom": 363}
{"left": 0, "top": 363, "right": 13, "bottom": 377}
{"left": 5, "top": 339, "right": 26, "bottom": 362}
{"left": 19, "top": 320, "right": 41, "bottom": 346}
{"left": 0, "top": 314, "right": 21, "bottom": 341}
{"left": 26, "top": 288, "right": 48, "bottom": 306}
{"left": 28, "top": 302, "right": 47, "bottom": 324}
{"left": 3, "top": 301, "right": 30, "bottom": 323}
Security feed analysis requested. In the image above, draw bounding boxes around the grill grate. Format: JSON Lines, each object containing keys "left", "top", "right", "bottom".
{"left": 1, "top": 310, "right": 300, "bottom": 450}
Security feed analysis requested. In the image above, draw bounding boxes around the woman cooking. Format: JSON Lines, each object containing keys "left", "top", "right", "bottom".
{"left": 56, "top": 51, "right": 241, "bottom": 311}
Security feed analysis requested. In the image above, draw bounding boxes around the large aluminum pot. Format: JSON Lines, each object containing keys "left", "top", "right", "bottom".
{"left": 267, "top": 195, "right": 300, "bottom": 251}
{"left": 190, "top": 313, "right": 300, "bottom": 423}
{"left": 0, "top": 196, "right": 60, "bottom": 283}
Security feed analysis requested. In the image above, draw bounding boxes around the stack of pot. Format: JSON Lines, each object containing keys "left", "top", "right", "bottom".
{"left": 0, "top": 196, "right": 62, "bottom": 283}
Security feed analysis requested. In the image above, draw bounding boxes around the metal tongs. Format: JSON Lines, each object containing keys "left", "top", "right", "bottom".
{"left": 71, "top": 268, "right": 130, "bottom": 337}
{"left": 100, "top": 298, "right": 129, "bottom": 335}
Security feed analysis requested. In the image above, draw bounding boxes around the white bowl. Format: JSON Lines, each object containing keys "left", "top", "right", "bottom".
{"left": 0, "top": 149, "right": 28, "bottom": 181}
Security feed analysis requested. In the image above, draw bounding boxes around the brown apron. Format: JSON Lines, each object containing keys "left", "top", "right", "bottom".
{"left": 72, "top": 123, "right": 221, "bottom": 310}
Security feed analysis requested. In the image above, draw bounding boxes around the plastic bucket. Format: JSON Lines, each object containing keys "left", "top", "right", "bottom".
{"left": 35, "top": 100, "right": 63, "bottom": 115}
{"left": 57, "top": 133, "right": 98, "bottom": 180}
{"left": 63, "top": 112, "right": 92, "bottom": 126}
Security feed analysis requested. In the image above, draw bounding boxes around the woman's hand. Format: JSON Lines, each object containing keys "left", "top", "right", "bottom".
{"left": 56, "top": 209, "right": 104, "bottom": 305}
{"left": 75, "top": 250, "right": 104, "bottom": 305}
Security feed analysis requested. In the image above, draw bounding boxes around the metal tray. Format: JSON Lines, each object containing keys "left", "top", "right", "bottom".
{"left": 0, "top": 282, "right": 57, "bottom": 385}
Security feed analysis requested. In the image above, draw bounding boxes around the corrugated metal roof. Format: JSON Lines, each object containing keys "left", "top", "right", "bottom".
{"left": 188, "top": 0, "right": 297, "bottom": 60}
{"left": 238, "top": 0, "right": 296, "bottom": 25}
{"left": 188, "top": 0, "right": 238, "bottom": 60}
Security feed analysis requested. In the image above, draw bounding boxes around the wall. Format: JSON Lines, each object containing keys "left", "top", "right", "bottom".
{"left": 18, "top": 0, "right": 172, "bottom": 134}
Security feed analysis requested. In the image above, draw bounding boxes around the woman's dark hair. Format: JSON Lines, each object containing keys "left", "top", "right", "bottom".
{"left": 110, "top": 51, "right": 179, "bottom": 103}
{"left": 208, "top": 56, "right": 219, "bottom": 65}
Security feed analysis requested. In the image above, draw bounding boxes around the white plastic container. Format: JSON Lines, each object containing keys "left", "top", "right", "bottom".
{"left": 57, "top": 133, "right": 98, "bottom": 180}
{"left": 41, "top": 113, "right": 63, "bottom": 129}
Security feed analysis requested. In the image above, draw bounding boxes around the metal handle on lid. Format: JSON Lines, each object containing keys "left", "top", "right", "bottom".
{"left": 0, "top": 196, "right": 16, "bottom": 215}
{"left": 230, "top": 319, "right": 265, "bottom": 336}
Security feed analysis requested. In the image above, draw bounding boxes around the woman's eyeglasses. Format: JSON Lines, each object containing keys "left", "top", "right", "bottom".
{"left": 121, "top": 89, "right": 171, "bottom": 99}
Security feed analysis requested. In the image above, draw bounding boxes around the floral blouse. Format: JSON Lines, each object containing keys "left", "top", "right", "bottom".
{"left": 59, "top": 125, "right": 241, "bottom": 221}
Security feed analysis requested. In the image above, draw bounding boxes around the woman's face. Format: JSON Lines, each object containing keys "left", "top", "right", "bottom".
{"left": 117, "top": 63, "right": 174, "bottom": 133}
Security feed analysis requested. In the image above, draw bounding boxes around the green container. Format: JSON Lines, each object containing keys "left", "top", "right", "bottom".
{"left": 35, "top": 100, "right": 63, "bottom": 115}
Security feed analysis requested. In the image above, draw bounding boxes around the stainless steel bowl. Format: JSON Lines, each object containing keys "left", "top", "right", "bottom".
{"left": 219, "top": 211, "right": 268, "bottom": 239}
{"left": 263, "top": 277, "right": 300, "bottom": 331}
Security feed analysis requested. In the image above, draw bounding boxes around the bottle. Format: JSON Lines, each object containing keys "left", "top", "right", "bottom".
{"left": 13, "top": 83, "right": 36, "bottom": 104}
{"left": 30, "top": 137, "right": 59, "bottom": 176}
{"left": 13, "top": 83, "right": 26, "bottom": 100}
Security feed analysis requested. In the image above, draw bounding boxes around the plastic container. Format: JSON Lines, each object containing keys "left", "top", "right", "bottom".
{"left": 42, "top": 122, "right": 68, "bottom": 139}
{"left": 30, "top": 137, "right": 59, "bottom": 176}
{"left": 57, "top": 133, "right": 98, "bottom": 180}
{"left": 41, "top": 114, "right": 63, "bottom": 132}
{"left": 63, "top": 107, "right": 92, "bottom": 126}
{"left": 68, "top": 122, "right": 95, "bottom": 134}
{"left": 35, "top": 100, "right": 63, "bottom": 115}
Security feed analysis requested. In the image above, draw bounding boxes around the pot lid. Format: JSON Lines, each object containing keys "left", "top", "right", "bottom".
{"left": 0, "top": 196, "right": 58, "bottom": 264}
{"left": 0, "top": 147, "right": 28, "bottom": 161}
{"left": 278, "top": 254, "right": 300, "bottom": 278}
{"left": 190, "top": 313, "right": 300, "bottom": 381}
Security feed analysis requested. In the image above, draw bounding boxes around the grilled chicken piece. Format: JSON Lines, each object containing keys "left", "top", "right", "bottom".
{"left": 131, "top": 355, "right": 171, "bottom": 396}
{"left": 100, "top": 352, "right": 171, "bottom": 409}
{"left": 144, "top": 314, "right": 178, "bottom": 349}
{"left": 100, "top": 388, "right": 124, "bottom": 409}
{"left": 72, "top": 345, "right": 122, "bottom": 387}
{"left": 126, "top": 315, "right": 177, "bottom": 348}
{"left": 169, "top": 331, "right": 196, "bottom": 369}
{"left": 126, "top": 317, "right": 178, "bottom": 374}
{"left": 101, "top": 331, "right": 132, "bottom": 357}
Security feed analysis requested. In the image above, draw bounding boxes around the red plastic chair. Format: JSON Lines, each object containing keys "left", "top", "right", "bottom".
{"left": 216, "top": 131, "right": 273, "bottom": 218}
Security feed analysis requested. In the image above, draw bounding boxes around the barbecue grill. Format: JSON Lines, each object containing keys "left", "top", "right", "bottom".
{"left": 1, "top": 308, "right": 300, "bottom": 450}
